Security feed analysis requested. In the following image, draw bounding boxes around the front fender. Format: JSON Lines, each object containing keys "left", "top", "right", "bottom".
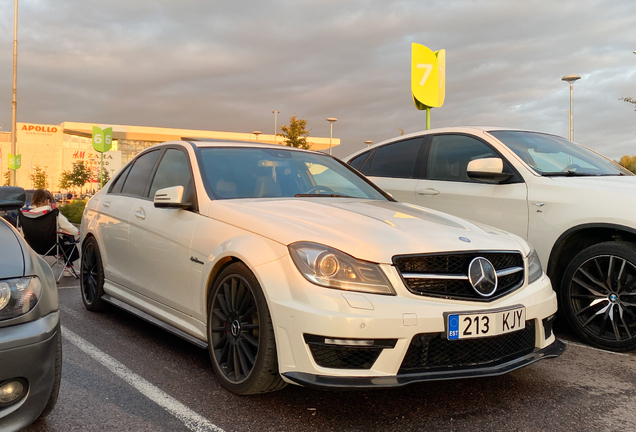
{"left": 190, "top": 216, "right": 288, "bottom": 322}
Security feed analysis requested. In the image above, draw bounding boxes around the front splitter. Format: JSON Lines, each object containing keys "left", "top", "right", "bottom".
{"left": 283, "top": 339, "right": 566, "bottom": 390}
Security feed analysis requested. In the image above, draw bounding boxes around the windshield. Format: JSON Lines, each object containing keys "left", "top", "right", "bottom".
{"left": 489, "top": 131, "right": 631, "bottom": 176}
{"left": 198, "top": 147, "right": 389, "bottom": 200}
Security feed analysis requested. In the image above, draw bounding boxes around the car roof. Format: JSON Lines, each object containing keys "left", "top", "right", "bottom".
{"left": 179, "top": 139, "right": 325, "bottom": 155}
{"left": 344, "top": 126, "right": 565, "bottom": 160}
{"left": 378, "top": 126, "right": 555, "bottom": 140}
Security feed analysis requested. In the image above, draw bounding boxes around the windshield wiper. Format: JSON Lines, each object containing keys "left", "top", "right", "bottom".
{"left": 294, "top": 193, "right": 354, "bottom": 198}
{"left": 539, "top": 170, "right": 598, "bottom": 177}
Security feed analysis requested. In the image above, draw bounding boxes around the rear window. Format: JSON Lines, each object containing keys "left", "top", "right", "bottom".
{"left": 109, "top": 164, "right": 132, "bottom": 194}
{"left": 120, "top": 150, "right": 161, "bottom": 197}
{"left": 367, "top": 139, "right": 422, "bottom": 178}
{"left": 349, "top": 151, "right": 372, "bottom": 171}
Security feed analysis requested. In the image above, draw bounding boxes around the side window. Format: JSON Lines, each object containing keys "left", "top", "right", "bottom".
{"left": 108, "top": 164, "right": 132, "bottom": 194}
{"left": 360, "top": 149, "right": 376, "bottom": 175}
{"left": 349, "top": 151, "right": 371, "bottom": 171}
{"left": 121, "top": 150, "right": 161, "bottom": 197}
{"left": 428, "top": 135, "right": 499, "bottom": 182}
{"left": 367, "top": 139, "right": 422, "bottom": 178}
{"left": 148, "top": 149, "right": 195, "bottom": 201}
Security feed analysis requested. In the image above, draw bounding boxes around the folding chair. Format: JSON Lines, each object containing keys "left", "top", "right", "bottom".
{"left": 17, "top": 209, "right": 80, "bottom": 283}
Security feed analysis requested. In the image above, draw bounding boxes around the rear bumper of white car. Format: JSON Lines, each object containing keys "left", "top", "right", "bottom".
{"left": 255, "top": 256, "right": 563, "bottom": 388}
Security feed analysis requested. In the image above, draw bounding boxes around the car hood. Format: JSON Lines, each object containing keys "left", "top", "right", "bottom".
{"left": 548, "top": 175, "right": 636, "bottom": 195}
{"left": 206, "top": 198, "right": 528, "bottom": 263}
{"left": 0, "top": 220, "right": 24, "bottom": 278}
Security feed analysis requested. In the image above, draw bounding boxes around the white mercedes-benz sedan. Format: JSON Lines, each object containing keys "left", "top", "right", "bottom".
{"left": 80, "top": 140, "right": 564, "bottom": 394}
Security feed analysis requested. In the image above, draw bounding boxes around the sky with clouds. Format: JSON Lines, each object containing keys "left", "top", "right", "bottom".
{"left": 0, "top": 0, "right": 634, "bottom": 159}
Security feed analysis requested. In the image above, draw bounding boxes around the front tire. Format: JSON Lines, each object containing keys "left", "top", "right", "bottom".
{"left": 80, "top": 237, "right": 105, "bottom": 311}
{"left": 207, "top": 262, "right": 286, "bottom": 394}
{"left": 560, "top": 241, "right": 636, "bottom": 352}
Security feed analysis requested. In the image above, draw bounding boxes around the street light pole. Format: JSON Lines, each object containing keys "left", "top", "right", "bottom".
{"left": 271, "top": 110, "right": 279, "bottom": 142}
{"left": 326, "top": 118, "right": 337, "bottom": 155}
{"left": 562, "top": 75, "right": 580, "bottom": 141}
{"left": 364, "top": 141, "right": 373, "bottom": 147}
{"left": 252, "top": 131, "right": 262, "bottom": 141}
{"left": 11, "top": 0, "right": 18, "bottom": 186}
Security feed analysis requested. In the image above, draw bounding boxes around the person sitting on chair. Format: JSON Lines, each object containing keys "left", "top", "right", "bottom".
{"left": 45, "top": 190, "right": 57, "bottom": 209}
{"left": 21, "top": 189, "right": 79, "bottom": 276}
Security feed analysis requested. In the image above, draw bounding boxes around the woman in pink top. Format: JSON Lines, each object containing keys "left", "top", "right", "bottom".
{"left": 21, "top": 189, "right": 79, "bottom": 275}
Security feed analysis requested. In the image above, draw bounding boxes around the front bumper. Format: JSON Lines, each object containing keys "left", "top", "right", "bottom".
{"left": 283, "top": 339, "right": 565, "bottom": 389}
{"left": 0, "top": 312, "right": 60, "bottom": 431}
{"left": 254, "top": 256, "right": 562, "bottom": 387}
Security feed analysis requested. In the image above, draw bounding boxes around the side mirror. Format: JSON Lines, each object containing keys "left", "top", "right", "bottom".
{"left": 467, "top": 158, "right": 513, "bottom": 183}
{"left": 153, "top": 186, "right": 190, "bottom": 209}
{"left": 0, "top": 186, "right": 26, "bottom": 210}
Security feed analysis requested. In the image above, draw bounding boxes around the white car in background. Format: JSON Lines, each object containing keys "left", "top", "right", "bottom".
{"left": 345, "top": 127, "right": 636, "bottom": 352}
{"left": 79, "top": 140, "right": 563, "bottom": 394}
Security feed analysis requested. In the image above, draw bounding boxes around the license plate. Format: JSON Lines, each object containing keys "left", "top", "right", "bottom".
{"left": 446, "top": 306, "right": 526, "bottom": 340}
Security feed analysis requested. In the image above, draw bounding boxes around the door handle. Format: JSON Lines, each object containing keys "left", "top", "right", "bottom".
{"left": 102, "top": 199, "right": 111, "bottom": 208}
{"left": 134, "top": 208, "right": 146, "bottom": 220}
{"left": 417, "top": 188, "right": 440, "bottom": 196}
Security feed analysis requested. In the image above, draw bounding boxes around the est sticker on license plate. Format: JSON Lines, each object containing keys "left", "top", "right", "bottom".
{"left": 447, "top": 306, "right": 526, "bottom": 340}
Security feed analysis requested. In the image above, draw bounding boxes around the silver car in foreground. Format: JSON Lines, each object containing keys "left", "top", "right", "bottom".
{"left": 0, "top": 186, "right": 61, "bottom": 431}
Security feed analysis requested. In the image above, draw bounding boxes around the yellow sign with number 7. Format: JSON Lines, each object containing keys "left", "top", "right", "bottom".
{"left": 411, "top": 44, "right": 445, "bottom": 109}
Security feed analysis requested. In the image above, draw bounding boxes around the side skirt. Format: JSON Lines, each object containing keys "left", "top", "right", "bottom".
{"left": 101, "top": 294, "right": 208, "bottom": 349}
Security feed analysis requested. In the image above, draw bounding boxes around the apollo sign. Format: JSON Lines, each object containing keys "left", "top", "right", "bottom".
{"left": 21, "top": 124, "right": 59, "bottom": 133}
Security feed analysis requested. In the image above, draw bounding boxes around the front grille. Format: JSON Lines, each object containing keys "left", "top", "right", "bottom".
{"left": 308, "top": 344, "right": 383, "bottom": 369}
{"left": 399, "top": 321, "right": 536, "bottom": 374}
{"left": 394, "top": 251, "right": 525, "bottom": 301}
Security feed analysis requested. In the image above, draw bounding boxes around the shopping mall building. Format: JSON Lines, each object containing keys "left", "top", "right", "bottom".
{"left": 0, "top": 122, "right": 340, "bottom": 191}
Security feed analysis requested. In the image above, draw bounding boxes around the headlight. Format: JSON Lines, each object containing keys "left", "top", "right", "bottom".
{"left": 289, "top": 242, "right": 395, "bottom": 295}
{"left": 0, "top": 277, "right": 42, "bottom": 321}
{"left": 527, "top": 248, "right": 543, "bottom": 285}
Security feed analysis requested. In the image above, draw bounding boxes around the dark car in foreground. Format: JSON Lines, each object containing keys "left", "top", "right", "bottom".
{"left": 0, "top": 188, "right": 35, "bottom": 228}
{"left": 0, "top": 186, "right": 61, "bottom": 430}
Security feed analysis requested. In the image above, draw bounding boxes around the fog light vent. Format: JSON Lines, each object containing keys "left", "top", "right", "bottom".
{"left": 0, "top": 379, "right": 27, "bottom": 405}
{"left": 303, "top": 334, "right": 397, "bottom": 370}
{"left": 542, "top": 314, "right": 557, "bottom": 340}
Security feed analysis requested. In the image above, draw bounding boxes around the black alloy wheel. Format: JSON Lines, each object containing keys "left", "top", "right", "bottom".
{"left": 207, "top": 262, "right": 286, "bottom": 394}
{"left": 210, "top": 274, "right": 260, "bottom": 383}
{"left": 561, "top": 241, "right": 636, "bottom": 352}
{"left": 80, "top": 237, "right": 105, "bottom": 311}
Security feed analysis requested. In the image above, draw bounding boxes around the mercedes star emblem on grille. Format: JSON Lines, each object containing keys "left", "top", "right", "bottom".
{"left": 468, "top": 257, "right": 498, "bottom": 297}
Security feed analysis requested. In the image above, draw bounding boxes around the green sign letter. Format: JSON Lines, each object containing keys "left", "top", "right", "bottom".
{"left": 92, "top": 126, "right": 113, "bottom": 153}
{"left": 8, "top": 153, "right": 21, "bottom": 170}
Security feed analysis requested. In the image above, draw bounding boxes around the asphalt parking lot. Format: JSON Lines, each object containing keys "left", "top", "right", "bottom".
{"left": 22, "top": 275, "right": 636, "bottom": 432}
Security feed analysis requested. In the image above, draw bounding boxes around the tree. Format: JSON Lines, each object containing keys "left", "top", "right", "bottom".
{"left": 29, "top": 165, "right": 48, "bottom": 189}
{"left": 2, "top": 170, "right": 10, "bottom": 186}
{"left": 66, "top": 161, "right": 92, "bottom": 194}
{"left": 92, "top": 167, "right": 110, "bottom": 188}
{"left": 58, "top": 169, "right": 72, "bottom": 191}
{"left": 278, "top": 115, "right": 310, "bottom": 149}
{"left": 621, "top": 97, "right": 636, "bottom": 111}
{"left": 619, "top": 154, "right": 636, "bottom": 174}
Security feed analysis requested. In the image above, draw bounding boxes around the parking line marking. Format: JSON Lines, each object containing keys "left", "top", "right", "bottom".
{"left": 58, "top": 285, "right": 80, "bottom": 289}
{"left": 61, "top": 327, "right": 224, "bottom": 432}
{"left": 59, "top": 305, "right": 85, "bottom": 320}
{"left": 561, "top": 339, "right": 631, "bottom": 356}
